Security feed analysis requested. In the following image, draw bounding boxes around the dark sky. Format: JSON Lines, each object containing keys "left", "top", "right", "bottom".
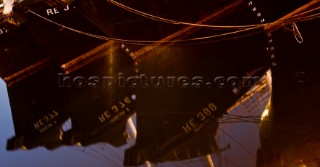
{"left": 0, "top": 78, "right": 265, "bottom": 167}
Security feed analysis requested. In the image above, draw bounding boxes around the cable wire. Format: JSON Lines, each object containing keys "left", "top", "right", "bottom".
{"left": 105, "top": 0, "right": 263, "bottom": 30}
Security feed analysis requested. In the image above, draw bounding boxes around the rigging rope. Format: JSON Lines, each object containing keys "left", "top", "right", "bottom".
{"left": 89, "top": 146, "right": 122, "bottom": 166}
{"left": 72, "top": 146, "right": 113, "bottom": 164}
{"left": 26, "top": 7, "right": 320, "bottom": 46}
{"left": 218, "top": 127, "right": 256, "bottom": 158}
{"left": 105, "top": 0, "right": 320, "bottom": 30}
{"left": 105, "top": 0, "right": 264, "bottom": 29}
{"left": 27, "top": 9, "right": 262, "bottom": 45}
{"left": 27, "top": 0, "right": 320, "bottom": 46}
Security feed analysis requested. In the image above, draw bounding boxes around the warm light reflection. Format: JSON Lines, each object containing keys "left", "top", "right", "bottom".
{"left": 266, "top": 70, "right": 272, "bottom": 91}
{"left": 299, "top": 164, "right": 307, "bottom": 167}
{"left": 2, "top": 0, "right": 13, "bottom": 14}
{"left": 261, "top": 109, "right": 269, "bottom": 121}
{"left": 21, "top": 145, "right": 28, "bottom": 150}
{"left": 59, "top": 129, "right": 63, "bottom": 140}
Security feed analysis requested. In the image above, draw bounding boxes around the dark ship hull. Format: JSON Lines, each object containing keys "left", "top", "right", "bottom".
{"left": 2, "top": 0, "right": 136, "bottom": 149}
{"left": 0, "top": 15, "right": 69, "bottom": 150}
{"left": 1, "top": 0, "right": 320, "bottom": 166}
{"left": 78, "top": 0, "right": 270, "bottom": 165}
{"left": 257, "top": 3, "right": 320, "bottom": 167}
